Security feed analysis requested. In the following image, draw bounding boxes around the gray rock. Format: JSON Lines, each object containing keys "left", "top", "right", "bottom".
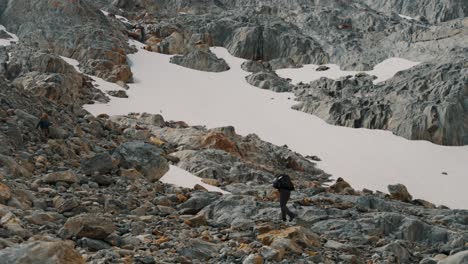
{"left": 107, "top": 90, "right": 128, "bottom": 98}
{"left": 177, "top": 192, "right": 221, "bottom": 215}
{"left": 388, "top": 184, "right": 413, "bottom": 203}
{"left": 112, "top": 141, "right": 169, "bottom": 182}
{"left": 81, "top": 152, "right": 115, "bottom": 175}
{"left": 246, "top": 71, "right": 294, "bottom": 92}
{"left": 42, "top": 170, "right": 79, "bottom": 184}
{"left": 376, "top": 241, "right": 411, "bottom": 263}
{"left": 59, "top": 214, "right": 116, "bottom": 240}
{"left": 170, "top": 49, "right": 230, "bottom": 72}
{"left": 1, "top": 0, "right": 132, "bottom": 83}
{"left": 0, "top": 240, "right": 84, "bottom": 264}
{"left": 179, "top": 238, "right": 222, "bottom": 260}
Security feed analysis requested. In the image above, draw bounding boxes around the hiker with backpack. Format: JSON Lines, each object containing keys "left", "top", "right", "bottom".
{"left": 36, "top": 113, "right": 51, "bottom": 140}
{"left": 273, "top": 174, "right": 297, "bottom": 222}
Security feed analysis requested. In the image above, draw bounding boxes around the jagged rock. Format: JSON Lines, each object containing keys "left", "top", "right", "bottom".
{"left": 107, "top": 90, "right": 128, "bottom": 98}
{"left": 170, "top": 49, "right": 230, "bottom": 72}
{"left": 241, "top": 60, "right": 272, "bottom": 73}
{"left": 376, "top": 242, "right": 411, "bottom": 263}
{"left": 388, "top": 184, "right": 413, "bottom": 202}
{"left": 0, "top": 240, "right": 84, "bottom": 264}
{"left": 361, "top": 0, "right": 468, "bottom": 23}
{"left": 179, "top": 238, "right": 222, "bottom": 260}
{"left": 316, "top": 65, "right": 330, "bottom": 71}
{"left": 77, "top": 238, "right": 111, "bottom": 252}
{"left": 0, "top": 0, "right": 133, "bottom": 83}
{"left": 81, "top": 152, "right": 115, "bottom": 175}
{"left": 178, "top": 192, "right": 221, "bottom": 215}
{"left": 158, "top": 31, "right": 187, "bottom": 55}
{"left": 42, "top": 171, "right": 79, "bottom": 184}
{"left": 112, "top": 141, "right": 169, "bottom": 182}
{"left": 0, "top": 212, "right": 31, "bottom": 238}
{"left": 292, "top": 60, "right": 468, "bottom": 145}
{"left": 246, "top": 71, "right": 293, "bottom": 92}
{"left": 0, "top": 154, "right": 32, "bottom": 178}
{"left": 59, "top": 214, "right": 116, "bottom": 240}
{"left": 53, "top": 195, "right": 79, "bottom": 213}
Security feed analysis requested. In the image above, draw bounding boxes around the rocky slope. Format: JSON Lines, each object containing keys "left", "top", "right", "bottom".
{"left": 83, "top": 0, "right": 468, "bottom": 146}
{"left": 0, "top": 0, "right": 467, "bottom": 263}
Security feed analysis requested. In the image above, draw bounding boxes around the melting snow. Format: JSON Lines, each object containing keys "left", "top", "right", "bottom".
{"left": 160, "top": 166, "right": 230, "bottom": 194}
{"left": 277, "top": 58, "right": 420, "bottom": 84}
{"left": 101, "top": 10, "right": 132, "bottom": 25}
{"left": 80, "top": 42, "right": 468, "bottom": 209}
{"left": 0, "top": 25, "right": 18, "bottom": 47}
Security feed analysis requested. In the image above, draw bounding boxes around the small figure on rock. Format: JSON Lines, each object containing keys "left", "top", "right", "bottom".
{"left": 273, "top": 174, "right": 297, "bottom": 222}
{"left": 36, "top": 113, "right": 51, "bottom": 140}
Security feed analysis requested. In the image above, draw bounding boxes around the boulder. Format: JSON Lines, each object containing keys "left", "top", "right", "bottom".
{"left": 42, "top": 171, "right": 79, "bottom": 184}
{"left": 80, "top": 152, "right": 115, "bottom": 175}
{"left": 59, "top": 214, "right": 116, "bottom": 240}
{"left": 179, "top": 238, "right": 222, "bottom": 260}
{"left": 0, "top": 240, "right": 84, "bottom": 264}
{"left": 53, "top": 196, "right": 79, "bottom": 213}
{"left": 245, "top": 71, "right": 293, "bottom": 92}
{"left": 112, "top": 141, "right": 169, "bottom": 182}
{"left": 170, "top": 49, "right": 230, "bottom": 72}
{"left": 243, "top": 254, "right": 264, "bottom": 264}
{"left": 388, "top": 184, "right": 413, "bottom": 202}
{"left": 257, "top": 226, "right": 321, "bottom": 259}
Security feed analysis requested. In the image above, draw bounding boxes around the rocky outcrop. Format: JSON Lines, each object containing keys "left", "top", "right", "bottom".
{"left": 112, "top": 141, "right": 169, "bottom": 182}
{"left": 292, "top": 59, "right": 468, "bottom": 145}
{"left": 246, "top": 71, "right": 294, "bottom": 92}
{"left": 170, "top": 49, "right": 230, "bottom": 72}
{"left": 0, "top": 0, "right": 133, "bottom": 83}
{"left": 361, "top": 0, "right": 468, "bottom": 24}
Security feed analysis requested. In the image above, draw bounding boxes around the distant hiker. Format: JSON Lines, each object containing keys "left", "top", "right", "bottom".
{"left": 36, "top": 113, "right": 51, "bottom": 140}
{"left": 273, "top": 174, "right": 296, "bottom": 221}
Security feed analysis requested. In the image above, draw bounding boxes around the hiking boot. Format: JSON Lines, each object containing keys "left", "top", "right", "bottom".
{"left": 288, "top": 214, "right": 296, "bottom": 222}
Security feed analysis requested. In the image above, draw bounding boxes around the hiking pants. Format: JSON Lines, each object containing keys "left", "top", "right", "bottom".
{"left": 279, "top": 189, "right": 294, "bottom": 220}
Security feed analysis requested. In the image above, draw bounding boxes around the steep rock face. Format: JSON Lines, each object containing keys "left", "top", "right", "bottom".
{"left": 0, "top": 0, "right": 133, "bottom": 83}
{"left": 170, "top": 49, "right": 230, "bottom": 72}
{"left": 292, "top": 59, "right": 468, "bottom": 145}
{"left": 361, "top": 0, "right": 468, "bottom": 23}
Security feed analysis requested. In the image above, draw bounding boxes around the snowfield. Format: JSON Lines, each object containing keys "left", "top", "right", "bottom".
{"left": 82, "top": 42, "right": 468, "bottom": 209}
{"left": 276, "top": 58, "right": 420, "bottom": 84}
{"left": 0, "top": 25, "right": 18, "bottom": 47}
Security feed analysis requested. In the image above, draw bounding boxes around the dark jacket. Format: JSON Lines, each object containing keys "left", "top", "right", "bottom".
{"left": 273, "top": 174, "right": 295, "bottom": 191}
{"left": 36, "top": 120, "right": 51, "bottom": 129}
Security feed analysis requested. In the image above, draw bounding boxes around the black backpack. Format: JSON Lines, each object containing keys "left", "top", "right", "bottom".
{"left": 273, "top": 174, "right": 295, "bottom": 190}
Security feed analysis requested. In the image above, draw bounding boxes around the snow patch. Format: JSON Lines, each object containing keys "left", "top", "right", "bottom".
{"left": 399, "top": 14, "right": 415, "bottom": 20}
{"left": 0, "top": 25, "right": 18, "bottom": 47}
{"left": 82, "top": 43, "right": 468, "bottom": 209}
{"left": 101, "top": 10, "right": 132, "bottom": 25}
{"left": 160, "top": 165, "right": 230, "bottom": 194}
{"left": 276, "top": 58, "right": 420, "bottom": 85}
{"left": 60, "top": 56, "right": 125, "bottom": 94}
